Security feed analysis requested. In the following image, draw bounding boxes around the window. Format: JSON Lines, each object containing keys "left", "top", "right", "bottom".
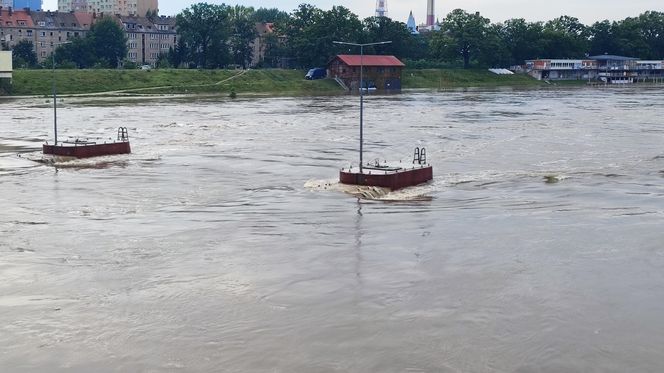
{"left": 40, "top": 31, "right": 46, "bottom": 37}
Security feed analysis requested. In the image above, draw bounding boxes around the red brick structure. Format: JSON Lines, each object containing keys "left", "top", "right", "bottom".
{"left": 327, "top": 54, "right": 405, "bottom": 91}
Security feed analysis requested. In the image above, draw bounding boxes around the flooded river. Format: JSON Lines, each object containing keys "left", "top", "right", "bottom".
{"left": 1, "top": 88, "right": 664, "bottom": 372}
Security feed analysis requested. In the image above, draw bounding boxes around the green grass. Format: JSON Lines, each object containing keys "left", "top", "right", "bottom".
{"left": 402, "top": 69, "right": 543, "bottom": 88}
{"left": 7, "top": 68, "right": 543, "bottom": 97}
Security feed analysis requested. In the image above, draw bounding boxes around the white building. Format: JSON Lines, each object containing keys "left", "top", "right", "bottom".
{"left": 59, "top": 0, "right": 157, "bottom": 16}
{"left": 0, "top": 50, "right": 12, "bottom": 79}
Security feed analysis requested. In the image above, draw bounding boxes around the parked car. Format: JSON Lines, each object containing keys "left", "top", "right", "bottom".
{"left": 305, "top": 68, "right": 326, "bottom": 80}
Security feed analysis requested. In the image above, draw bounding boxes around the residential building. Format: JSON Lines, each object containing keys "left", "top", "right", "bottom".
{"left": 0, "top": 8, "right": 35, "bottom": 50}
{"left": 60, "top": 0, "right": 158, "bottom": 16}
{"left": 30, "top": 10, "right": 92, "bottom": 60}
{"left": 327, "top": 54, "right": 405, "bottom": 91}
{"left": 1, "top": 1, "right": 12, "bottom": 8}
{"left": 120, "top": 14, "right": 176, "bottom": 65}
{"left": 58, "top": 0, "right": 87, "bottom": 12}
{"left": 0, "top": 7, "right": 173, "bottom": 65}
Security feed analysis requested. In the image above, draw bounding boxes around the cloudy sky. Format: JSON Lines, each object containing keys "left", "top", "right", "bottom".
{"left": 43, "top": 0, "right": 662, "bottom": 24}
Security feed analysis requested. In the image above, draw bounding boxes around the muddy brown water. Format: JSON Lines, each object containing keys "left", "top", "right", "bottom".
{"left": 1, "top": 88, "right": 664, "bottom": 372}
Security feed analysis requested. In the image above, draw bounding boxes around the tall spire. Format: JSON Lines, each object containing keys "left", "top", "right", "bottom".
{"left": 426, "top": 0, "right": 435, "bottom": 26}
{"left": 407, "top": 11, "right": 419, "bottom": 34}
{"left": 375, "top": 0, "right": 387, "bottom": 18}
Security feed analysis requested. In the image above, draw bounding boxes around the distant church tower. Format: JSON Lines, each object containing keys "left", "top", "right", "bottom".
{"left": 375, "top": 0, "right": 387, "bottom": 18}
{"left": 407, "top": 11, "right": 419, "bottom": 34}
{"left": 426, "top": 0, "right": 435, "bottom": 26}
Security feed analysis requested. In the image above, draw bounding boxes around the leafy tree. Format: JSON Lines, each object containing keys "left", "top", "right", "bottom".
{"left": 636, "top": 11, "right": 664, "bottom": 59}
{"left": 499, "top": 19, "right": 545, "bottom": 65}
{"left": 284, "top": 4, "right": 363, "bottom": 68}
{"left": 282, "top": 4, "right": 324, "bottom": 67}
{"left": 229, "top": 5, "right": 258, "bottom": 68}
{"left": 613, "top": 17, "right": 651, "bottom": 57}
{"left": 589, "top": 20, "right": 619, "bottom": 56}
{"left": 258, "top": 32, "right": 286, "bottom": 67}
{"left": 11, "top": 39, "right": 38, "bottom": 68}
{"left": 363, "top": 16, "right": 417, "bottom": 59}
{"left": 176, "top": 3, "right": 231, "bottom": 68}
{"left": 433, "top": 9, "right": 495, "bottom": 68}
{"left": 88, "top": 17, "right": 128, "bottom": 67}
{"left": 167, "top": 38, "right": 189, "bottom": 68}
{"left": 541, "top": 16, "right": 589, "bottom": 58}
{"left": 252, "top": 7, "right": 289, "bottom": 24}
{"left": 54, "top": 37, "right": 96, "bottom": 68}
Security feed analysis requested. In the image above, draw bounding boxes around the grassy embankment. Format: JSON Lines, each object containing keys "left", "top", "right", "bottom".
{"left": 7, "top": 68, "right": 542, "bottom": 96}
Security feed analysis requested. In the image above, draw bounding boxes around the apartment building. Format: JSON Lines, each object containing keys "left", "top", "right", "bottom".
{"left": 0, "top": 9, "right": 92, "bottom": 61}
{"left": 0, "top": 8, "right": 37, "bottom": 50}
{"left": 120, "top": 14, "right": 175, "bottom": 65}
{"left": 31, "top": 11, "right": 92, "bottom": 59}
{"left": 0, "top": 7, "right": 174, "bottom": 65}
{"left": 58, "top": 0, "right": 87, "bottom": 12}
{"left": 59, "top": 0, "right": 157, "bottom": 17}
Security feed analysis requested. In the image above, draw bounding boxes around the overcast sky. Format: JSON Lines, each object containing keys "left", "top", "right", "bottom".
{"left": 42, "top": 0, "right": 662, "bottom": 24}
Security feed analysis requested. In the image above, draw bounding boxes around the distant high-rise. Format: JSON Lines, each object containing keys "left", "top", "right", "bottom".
{"left": 426, "top": 0, "right": 435, "bottom": 26}
{"left": 58, "top": 0, "right": 87, "bottom": 12}
{"left": 375, "top": 0, "right": 387, "bottom": 18}
{"left": 59, "top": 0, "right": 157, "bottom": 16}
{"left": 12, "top": 0, "right": 42, "bottom": 10}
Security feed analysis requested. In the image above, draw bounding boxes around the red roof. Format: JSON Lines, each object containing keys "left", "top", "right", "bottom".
{"left": 335, "top": 55, "right": 405, "bottom": 67}
{"left": 0, "top": 10, "right": 34, "bottom": 28}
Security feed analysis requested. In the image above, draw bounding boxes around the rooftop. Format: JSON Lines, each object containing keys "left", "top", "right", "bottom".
{"left": 588, "top": 54, "right": 639, "bottom": 61}
{"left": 334, "top": 55, "right": 405, "bottom": 67}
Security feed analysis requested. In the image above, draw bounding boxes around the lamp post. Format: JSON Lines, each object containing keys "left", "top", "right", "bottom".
{"left": 52, "top": 43, "right": 58, "bottom": 145}
{"left": 51, "top": 40, "right": 71, "bottom": 146}
{"left": 333, "top": 40, "right": 391, "bottom": 174}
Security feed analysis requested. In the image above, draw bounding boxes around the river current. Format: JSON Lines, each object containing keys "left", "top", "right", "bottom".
{"left": 1, "top": 88, "right": 664, "bottom": 372}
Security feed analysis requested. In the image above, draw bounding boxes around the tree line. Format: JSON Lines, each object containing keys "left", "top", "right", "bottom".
{"left": 8, "top": 2, "right": 664, "bottom": 69}
{"left": 172, "top": 4, "right": 664, "bottom": 69}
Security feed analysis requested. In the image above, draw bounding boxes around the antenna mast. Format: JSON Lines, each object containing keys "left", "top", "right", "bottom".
{"left": 375, "top": 0, "right": 387, "bottom": 18}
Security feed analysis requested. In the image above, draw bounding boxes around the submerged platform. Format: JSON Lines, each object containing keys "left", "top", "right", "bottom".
{"left": 340, "top": 162, "right": 433, "bottom": 190}
{"left": 43, "top": 141, "right": 131, "bottom": 158}
{"left": 42, "top": 127, "right": 131, "bottom": 159}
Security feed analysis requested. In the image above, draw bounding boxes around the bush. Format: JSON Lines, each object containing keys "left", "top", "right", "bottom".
{"left": 404, "top": 59, "right": 460, "bottom": 69}
{"left": 0, "top": 78, "right": 12, "bottom": 95}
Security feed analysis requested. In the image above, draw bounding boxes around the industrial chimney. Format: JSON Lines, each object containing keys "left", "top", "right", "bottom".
{"left": 426, "top": 0, "right": 435, "bottom": 27}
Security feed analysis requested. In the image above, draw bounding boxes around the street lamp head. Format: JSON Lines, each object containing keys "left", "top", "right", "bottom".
{"left": 333, "top": 40, "right": 393, "bottom": 47}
